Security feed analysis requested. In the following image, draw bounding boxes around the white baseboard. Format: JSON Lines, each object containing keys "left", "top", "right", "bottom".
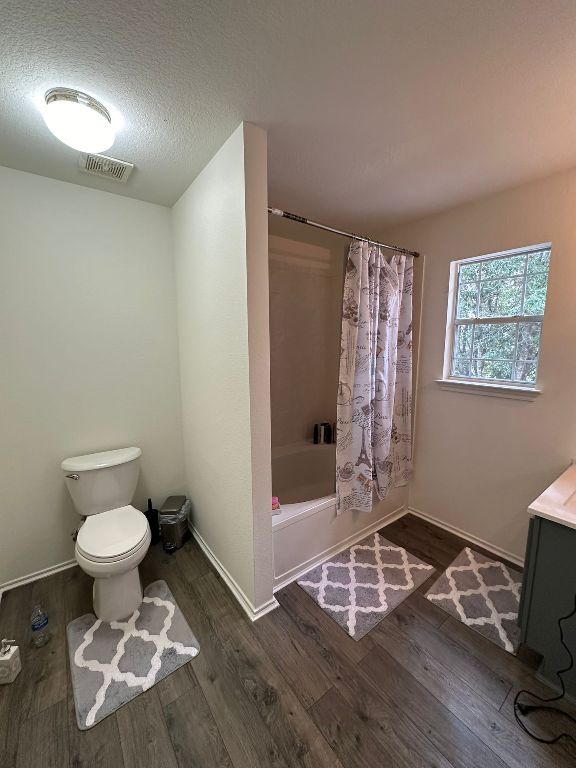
{"left": 0, "top": 559, "right": 77, "bottom": 602}
{"left": 407, "top": 506, "right": 524, "bottom": 568}
{"left": 189, "top": 523, "right": 279, "bottom": 622}
{"left": 273, "top": 504, "right": 407, "bottom": 592}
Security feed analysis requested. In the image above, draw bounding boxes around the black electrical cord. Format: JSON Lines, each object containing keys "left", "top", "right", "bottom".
{"left": 514, "top": 594, "right": 576, "bottom": 745}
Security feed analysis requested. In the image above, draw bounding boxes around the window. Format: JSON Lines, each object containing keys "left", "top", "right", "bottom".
{"left": 444, "top": 244, "right": 551, "bottom": 388}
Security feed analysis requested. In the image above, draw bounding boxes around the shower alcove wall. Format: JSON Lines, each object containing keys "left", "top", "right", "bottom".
{"left": 268, "top": 218, "right": 412, "bottom": 591}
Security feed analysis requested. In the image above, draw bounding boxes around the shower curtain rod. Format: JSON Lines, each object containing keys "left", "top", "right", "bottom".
{"left": 268, "top": 207, "right": 419, "bottom": 258}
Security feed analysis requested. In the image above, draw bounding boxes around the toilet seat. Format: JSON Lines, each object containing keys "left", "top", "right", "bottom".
{"left": 76, "top": 505, "right": 149, "bottom": 563}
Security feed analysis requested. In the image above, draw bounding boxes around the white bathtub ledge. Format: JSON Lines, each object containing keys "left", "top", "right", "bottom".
{"left": 272, "top": 494, "right": 336, "bottom": 530}
{"left": 273, "top": 503, "right": 407, "bottom": 592}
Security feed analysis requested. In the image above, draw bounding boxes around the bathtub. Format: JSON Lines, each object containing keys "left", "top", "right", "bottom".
{"left": 271, "top": 441, "right": 407, "bottom": 591}
{"left": 272, "top": 440, "right": 336, "bottom": 513}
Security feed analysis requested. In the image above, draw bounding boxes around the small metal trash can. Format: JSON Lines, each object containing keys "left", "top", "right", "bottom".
{"left": 159, "top": 495, "right": 191, "bottom": 553}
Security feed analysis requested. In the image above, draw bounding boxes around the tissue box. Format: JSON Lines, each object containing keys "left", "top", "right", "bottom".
{"left": 0, "top": 644, "right": 21, "bottom": 684}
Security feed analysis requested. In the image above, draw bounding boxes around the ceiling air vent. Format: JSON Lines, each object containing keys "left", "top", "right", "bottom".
{"left": 79, "top": 152, "right": 134, "bottom": 183}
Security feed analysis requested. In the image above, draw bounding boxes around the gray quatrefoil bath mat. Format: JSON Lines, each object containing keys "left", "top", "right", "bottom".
{"left": 298, "top": 532, "right": 435, "bottom": 640}
{"left": 67, "top": 580, "right": 200, "bottom": 729}
{"left": 425, "top": 547, "right": 522, "bottom": 654}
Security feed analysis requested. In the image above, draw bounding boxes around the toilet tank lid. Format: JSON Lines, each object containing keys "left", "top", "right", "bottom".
{"left": 61, "top": 447, "right": 141, "bottom": 472}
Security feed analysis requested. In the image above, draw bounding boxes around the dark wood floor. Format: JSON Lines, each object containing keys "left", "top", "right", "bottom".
{"left": 1, "top": 514, "right": 575, "bottom": 767}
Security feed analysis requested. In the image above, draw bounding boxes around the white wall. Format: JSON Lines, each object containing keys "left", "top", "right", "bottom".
{"left": 172, "top": 123, "right": 274, "bottom": 614}
{"left": 244, "top": 123, "right": 275, "bottom": 610}
{"left": 268, "top": 227, "right": 345, "bottom": 448}
{"left": 0, "top": 166, "right": 185, "bottom": 587}
{"left": 384, "top": 167, "right": 576, "bottom": 560}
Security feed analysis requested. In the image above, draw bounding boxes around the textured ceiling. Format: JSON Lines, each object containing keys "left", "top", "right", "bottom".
{"left": 3, "top": 0, "right": 576, "bottom": 228}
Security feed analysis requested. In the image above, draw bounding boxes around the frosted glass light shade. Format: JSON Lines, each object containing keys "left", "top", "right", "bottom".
{"left": 43, "top": 88, "right": 115, "bottom": 153}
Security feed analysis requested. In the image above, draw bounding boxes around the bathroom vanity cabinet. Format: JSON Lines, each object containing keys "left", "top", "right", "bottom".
{"left": 518, "top": 465, "right": 576, "bottom": 697}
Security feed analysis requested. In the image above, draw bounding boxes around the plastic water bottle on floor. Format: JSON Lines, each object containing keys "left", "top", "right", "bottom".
{"left": 30, "top": 604, "right": 50, "bottom": 648}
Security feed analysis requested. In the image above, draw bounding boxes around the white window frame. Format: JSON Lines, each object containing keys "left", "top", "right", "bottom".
{"left": 439, "top": 243, "right": 551, "bottom": 399}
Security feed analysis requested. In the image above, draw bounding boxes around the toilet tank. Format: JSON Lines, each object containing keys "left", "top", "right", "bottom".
{"left": 61, "top": 447, "right": 141, "bottom": 517}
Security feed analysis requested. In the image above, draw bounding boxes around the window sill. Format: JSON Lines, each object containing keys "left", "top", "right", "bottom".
{"left": 436, "top": 379, "right": 541, "bottom": 400}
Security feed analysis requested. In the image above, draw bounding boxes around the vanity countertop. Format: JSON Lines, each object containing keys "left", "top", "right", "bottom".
{"left": 528, "top": 463, "right": 576, "bottom": 531}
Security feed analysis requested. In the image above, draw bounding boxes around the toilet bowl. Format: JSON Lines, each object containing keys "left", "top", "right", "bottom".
{"left": 76, "top": 505, "right": 151, "bottom": 621}
{"left": 61, "top": 447, "right": 151, "bottom": 621}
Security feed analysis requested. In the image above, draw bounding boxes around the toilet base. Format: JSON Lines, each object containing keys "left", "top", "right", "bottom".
{"left": 93, "top": 567, "right": 143, "bottom": 622}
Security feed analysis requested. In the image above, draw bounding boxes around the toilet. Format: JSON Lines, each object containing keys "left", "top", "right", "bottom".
{"left": 61, "top": 446, "right": 151, "bottom": 622}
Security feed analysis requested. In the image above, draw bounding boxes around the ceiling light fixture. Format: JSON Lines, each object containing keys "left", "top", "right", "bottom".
{"left": 43, "top": 88, "right": 115, "bottom": 153}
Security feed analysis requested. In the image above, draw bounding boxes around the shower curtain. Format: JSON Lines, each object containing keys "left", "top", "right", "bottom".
{"left": 336, "top": 241, "right": 413, "bottom": 514}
